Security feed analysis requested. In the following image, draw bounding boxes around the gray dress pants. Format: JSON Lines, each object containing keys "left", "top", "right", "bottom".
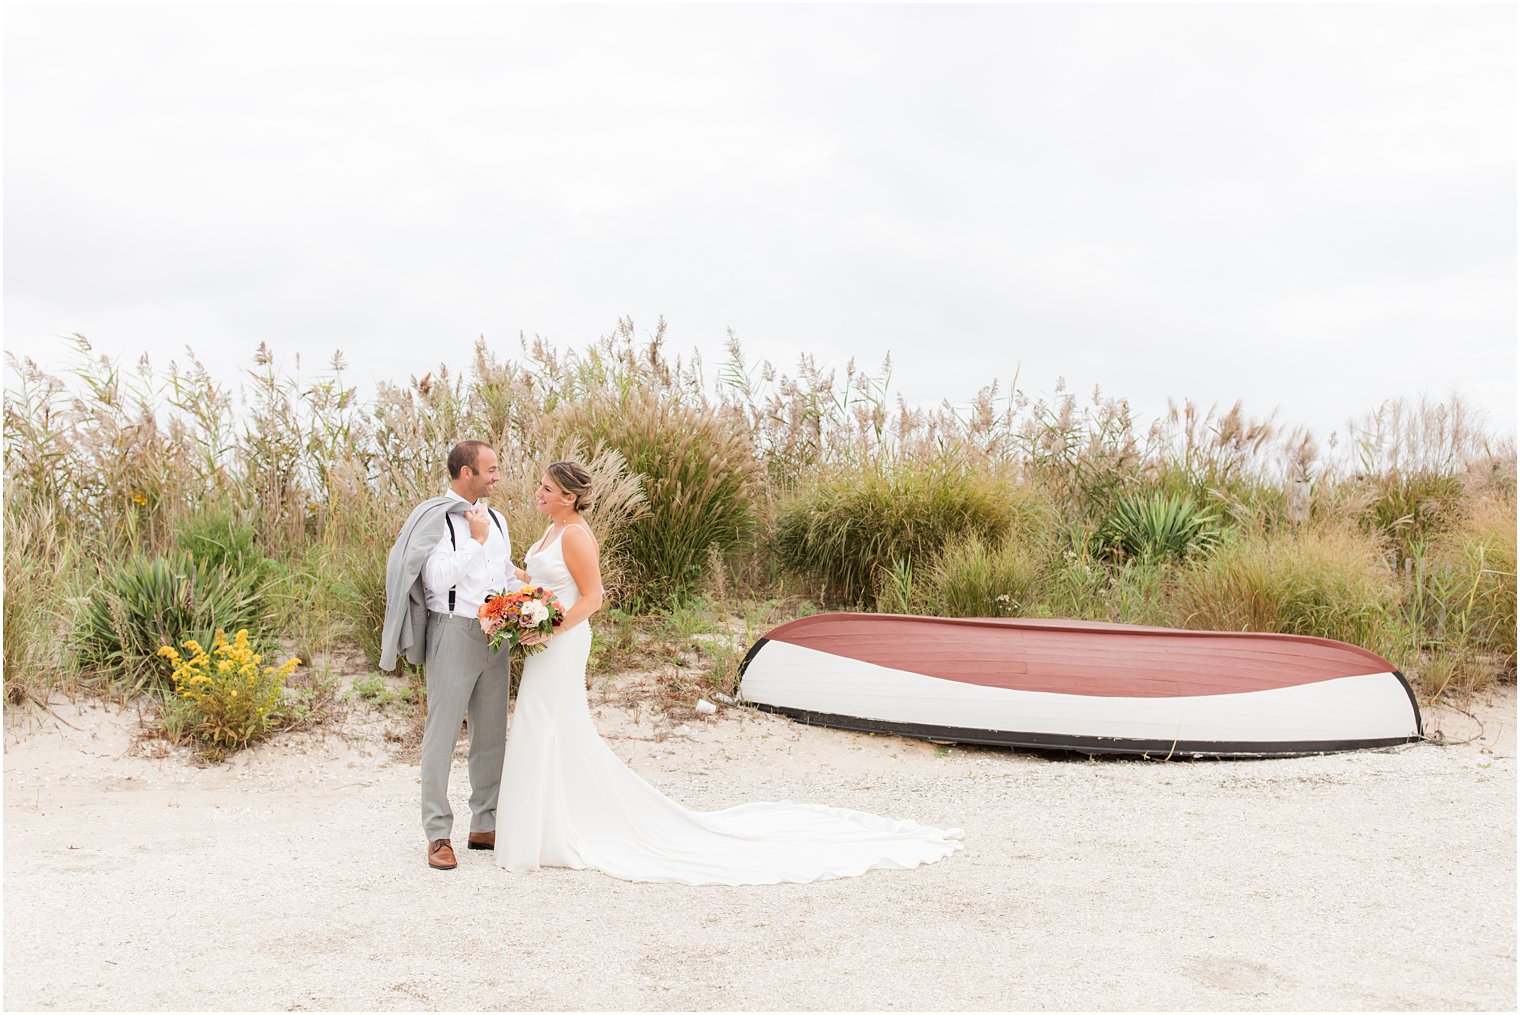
{"left": 420, "top": 611, "right": 512, "bottom": 843}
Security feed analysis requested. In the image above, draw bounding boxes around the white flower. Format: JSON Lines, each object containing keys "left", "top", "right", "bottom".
{"left": 520, "top": 600, "right": 550, "bottom": 627}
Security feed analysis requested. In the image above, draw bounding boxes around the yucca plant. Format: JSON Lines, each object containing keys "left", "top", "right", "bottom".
{"left": 75, "top": 550, "right": 270, "bottom": 695}
{"left": 1097, "top": 489, "right": 1221, "bottom": 564}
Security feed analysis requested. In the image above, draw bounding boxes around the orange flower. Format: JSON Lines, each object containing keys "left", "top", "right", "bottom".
{"left": 478, "top": 596, "right": 512, "bottom": 621}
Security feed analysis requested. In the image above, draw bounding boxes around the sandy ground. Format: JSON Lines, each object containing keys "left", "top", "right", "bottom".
{"left": 3, "top": 677, "right": 1515, "bottom": 1012}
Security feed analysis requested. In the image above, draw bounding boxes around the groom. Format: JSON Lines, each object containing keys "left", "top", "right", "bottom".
{"left": 379, "top": 440, "right": 524, "bottom": 870}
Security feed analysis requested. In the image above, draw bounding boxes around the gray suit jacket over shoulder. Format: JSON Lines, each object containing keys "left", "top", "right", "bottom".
{"left": 378, "top": 496, "right": 474, "bottom": 671}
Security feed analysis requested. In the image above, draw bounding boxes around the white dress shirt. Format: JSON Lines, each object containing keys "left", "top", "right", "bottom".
{"left": 420, "top": 490, "right": 520, "bottom": 616}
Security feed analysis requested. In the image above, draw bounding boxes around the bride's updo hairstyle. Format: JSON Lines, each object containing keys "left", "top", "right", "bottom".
{"left": 547, "top": 460, "right": 595, "bottom": 513}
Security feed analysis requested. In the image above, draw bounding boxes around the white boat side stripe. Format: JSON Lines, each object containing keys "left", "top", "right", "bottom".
{"left": 741, "top": 640, "right": 1417, "bottom": 743}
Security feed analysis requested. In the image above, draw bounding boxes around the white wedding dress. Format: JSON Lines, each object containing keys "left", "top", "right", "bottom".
{"left": 496, "top": 523, "right": 964, "bottom": 885}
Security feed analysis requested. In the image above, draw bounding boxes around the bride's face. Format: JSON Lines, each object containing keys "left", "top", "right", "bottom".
{"left": 534, "top": 474, "right": 574, "bottom": 516}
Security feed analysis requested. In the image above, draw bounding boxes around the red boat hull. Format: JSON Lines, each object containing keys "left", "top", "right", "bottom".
{"left": 738, "top": 614, "right": 1422, "bottom": 758}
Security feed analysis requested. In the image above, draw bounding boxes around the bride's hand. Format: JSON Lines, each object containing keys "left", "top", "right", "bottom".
{"left": 520, "top": 630, "right": 551, "bottom": 647}
{"left": 514, "top": 566, "right": 530, "bottom": 583}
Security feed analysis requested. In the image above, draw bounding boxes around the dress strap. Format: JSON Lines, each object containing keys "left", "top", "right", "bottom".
{"left": 528, "top": 524, "right": 554, "bottom": 556}
{"left": 532, "top": 521, "right": 594, "bottom": 556}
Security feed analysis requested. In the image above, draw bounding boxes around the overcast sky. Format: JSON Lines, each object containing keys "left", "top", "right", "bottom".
{"left": 4, "top": 2, "right": 1515, "bottom": 442}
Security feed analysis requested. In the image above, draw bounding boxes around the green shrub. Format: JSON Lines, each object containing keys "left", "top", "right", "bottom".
{"left": 259, "top": 542, "right": 385, "bottom": 674}
{"left": 317, "top": 543, "right": 387, "bottom": 666}
{"left": 339, "top": 545, "right": 388, "bottom": 665}
{"left": 157, "top": 628, "right": 300, "bottom": 757}
{"left": 875, "top": 557, "right": 918, "bottom": 615}
{"left": 348, "top": 672, "right": 418, "bottom": 709}
{"left": 1020, "top": 521, "right": 1109, "bottom": 619}
{"left": 904, "top": 534, "right": 1046, "bottom": 618}
{"left": 3, "top": 498, "right": 78, "bottom": 703}
{"left": 1362, "top": 471, "right": 1467, "bottom": 560}
{"left": 1169, "top": 526, "right": 1399, "bottom": 652}
{"left": 1103, "top": 561, "right": 1177, "bottom": 626}
{"left": 566, "top": 389, "right": 758, "bottom": 610}
{"left": 1465, "top": 503, "right": 1518, "bottom": 671}
{"left": 75, "top": 551, "right": 270, "bottom": 695}
{"left": 775, "top": 462, "right": 1037, "bottom": 605}
{"left": 176, "top": 509, "right": 279, "bottom": 588}
{"left": 1417, "top": 498, "right": 1518, "bottom": 678}
{"left": 1096, "top": 489, "right": 1221, "bottom": 564}
{"left": 1015, "top": 535, "right": 1176, "bottom": 627}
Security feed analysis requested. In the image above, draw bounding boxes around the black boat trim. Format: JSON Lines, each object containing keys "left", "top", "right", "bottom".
{"left": 1391, "top": 670, "right": 1424, "bottom": 737}
{"left": 736, "top": 637, "right": 769, "bottom": 680}
{"left": 749, "top": 703, "right": 1423, "bottom": 759}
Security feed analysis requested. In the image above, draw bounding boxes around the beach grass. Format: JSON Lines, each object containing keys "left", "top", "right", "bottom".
{"left": 4, "top": 325, "right": 1514, "bottom": 713}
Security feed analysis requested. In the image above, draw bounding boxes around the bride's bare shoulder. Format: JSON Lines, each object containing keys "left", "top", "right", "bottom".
{"left": 564, "top": 521, "right": 599, "bottom": 548}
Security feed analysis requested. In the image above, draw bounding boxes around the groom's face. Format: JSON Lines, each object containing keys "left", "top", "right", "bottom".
{"left": 461, "top": 447, "right": 500, "bottom": 501}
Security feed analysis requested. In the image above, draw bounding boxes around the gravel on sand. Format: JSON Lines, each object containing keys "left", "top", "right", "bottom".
{"left": 4, "top": 684, "right": 1514, "bottom": 1011}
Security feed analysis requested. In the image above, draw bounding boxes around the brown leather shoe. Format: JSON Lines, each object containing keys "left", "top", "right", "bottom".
{"left": 467, "top": 831, "right": 495, "bottom": 850}
{"left": 428, "top": 839, "right": 457, "bottom": 870}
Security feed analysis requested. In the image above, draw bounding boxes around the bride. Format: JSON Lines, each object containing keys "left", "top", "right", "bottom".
{"left": 496, "top": 460, "right": 963, "bottom": 885}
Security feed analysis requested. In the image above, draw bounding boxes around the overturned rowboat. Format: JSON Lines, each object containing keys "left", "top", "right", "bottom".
{"left": 737, "top": 614, "right": 1422, "bottom": 758}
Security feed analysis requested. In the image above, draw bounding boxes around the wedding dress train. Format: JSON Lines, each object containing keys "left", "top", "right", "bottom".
{"left": 496, "top": 524, "right": 964, "bottom": 885}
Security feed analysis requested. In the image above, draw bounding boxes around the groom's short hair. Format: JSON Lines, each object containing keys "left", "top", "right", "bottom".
{"left": 447, "top": 440, "right": 493, "bottom": 478}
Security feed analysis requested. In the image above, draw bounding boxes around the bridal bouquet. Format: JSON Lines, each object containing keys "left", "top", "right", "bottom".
{"left": 478, "top": 585, "right": 564, "bottom": 655}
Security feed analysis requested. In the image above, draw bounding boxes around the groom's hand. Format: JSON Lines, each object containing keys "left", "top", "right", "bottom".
{"left": 466, "top": 506, "right": 490, "bottom": 544}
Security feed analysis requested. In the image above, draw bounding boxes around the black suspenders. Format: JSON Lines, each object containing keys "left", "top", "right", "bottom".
{"left": 443, "top": 509, "right": 507, "bottom": 614}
